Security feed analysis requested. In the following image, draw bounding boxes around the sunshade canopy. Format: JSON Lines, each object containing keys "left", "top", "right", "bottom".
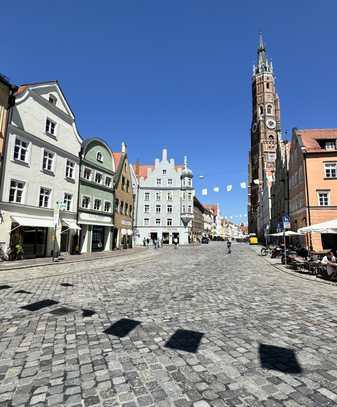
{"left": 11, "top": 215, "right": 54, "bottom": 228}
{"left": 298, "top": 219, "right": 337, "bottom": 234}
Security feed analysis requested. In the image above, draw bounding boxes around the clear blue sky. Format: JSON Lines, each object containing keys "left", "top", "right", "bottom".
{"left": 2, "top": 1, "right": 337, "bottom": 222}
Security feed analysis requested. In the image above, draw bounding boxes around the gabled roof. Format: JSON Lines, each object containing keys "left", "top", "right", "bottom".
{"left": 204, "top": 204, "right": 218, "bottom": 215}
{"left": 296, "top": 128, "right": 337, "bottom": 152}
{"left": 112, "top": 152, "right": 122, "bottom": 169}
{"left": 132, "top": 163, "right": 184, "bottom": 180}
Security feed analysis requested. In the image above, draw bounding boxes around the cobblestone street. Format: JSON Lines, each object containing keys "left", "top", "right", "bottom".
{"left": 2, "top": 243, "right": 337, "bottom": 406}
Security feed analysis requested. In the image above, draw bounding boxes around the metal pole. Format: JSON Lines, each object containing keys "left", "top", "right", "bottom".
{"left": 283, "top": 228, "right": 287, "bottom": 265}
{"left": 52, "top": 224, "right": 57, "bottom": 261}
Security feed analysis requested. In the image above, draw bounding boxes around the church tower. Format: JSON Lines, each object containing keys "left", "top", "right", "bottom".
{"left": 248, "top": 34, "right": 281, "bottom": 234}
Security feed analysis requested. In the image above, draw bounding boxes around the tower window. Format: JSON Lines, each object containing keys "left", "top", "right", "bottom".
{"left": 268, "top": 135, "right": 274, "bottom": 143}
{"left": 266, "top": 83, "right": 270, "bottom": 89}
{"left": 259, "top": 106, "right": 264, "bottom": 115}
{"left": 267, "top": 105, "right": 272, "bottom": 115}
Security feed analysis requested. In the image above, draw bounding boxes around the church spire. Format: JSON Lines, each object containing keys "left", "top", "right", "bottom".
{"left": 254, "top": 32, "right": 272, "bottom": 75}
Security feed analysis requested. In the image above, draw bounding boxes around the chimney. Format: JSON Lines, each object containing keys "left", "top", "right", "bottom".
{"left": 121, "top": 142, "right": 127, "bottom": 153}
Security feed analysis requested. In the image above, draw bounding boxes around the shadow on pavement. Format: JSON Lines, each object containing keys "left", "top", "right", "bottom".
{"left": 104, "top": 318, "right": 141, "bottom": 337}
{"left": 259, "top": 343, "right": 302, "bottom": 374}
{"left": 165, "top": 329, "right": 204, "bottom": 353}
{"left": 21, "top": 299, "right": 59, "bottom": 312}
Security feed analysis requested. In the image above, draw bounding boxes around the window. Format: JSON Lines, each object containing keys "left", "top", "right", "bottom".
{"left": 168, "top": 178, "right": 173, "bottom": 185}
{"left": 66, "top": 160, "right": 75, "bottom": 179}
{"left": 268, "top": 135, "right": 274, "bottom": 143}
{"left": 63, "top": 193, "right": 72, "bottom": 211}
{"left": 45, "top": 118, "right": 56, "bottom": 136}
{"left": 167, "top": 218, "right": 172, "bottom": 226}
{"left": 39, "top": 187, "right": 51, "bottom": 208}
{"left": 94, "top": 199, "right": 101, "bottom": 211}
{"left": 144, "top": 218, "right": 149, "bottom": 226}
{"left": 267, "top": 105, "right": 272, "bottom": 114}
{"left": 125, "top": 203, "right": 128, "bottom": 215}
{"left": 182, "top": 192, "right": 186, "bottom": 200}
{"left": 144, "top": 204, "right": 149, "bottom": 213}
{"left": 96, "top": 152, "right": 103, "bottom": 162}
{"left": 126, "top": 180, "right": 130, "bottom": 192}
{"left": 157, "top": 178, "right": 161, "bottom": 185}
{"left": 318, "top": 191, "right": 329, "bottom": 206}
{"left": 120, "top": 201, "right": 124, "bottom": 214}
{"left": 267, "top": 152, "right": 276, "bottom": 162}
{"left": 182, "top": 205, "right": 186, "bottom": 213}
{"left": 325, "top": 141, "right": 336, "bottom": 150}
{"left": 156, "top": 192, "right": 161, "bottom": 201}
{"left": 156, "top": 218, "right": 161, "bottom": 225}
{"left": 42, "top": 150, "right": 54, "bottom": 172}
{"left": 9, "top": 180, "right": 24, "bottom": 203}
{"left": 162, "top": 169, "right": 166, "bottom": 175}
{"left": 145, "top": 192, "right": 150, "bottom": 201}
{"left": 156, "top": 205, "right": 161, "bottom": 214}
{"left": 188, "top": 205, "right": 192, "bottom": 213}
{"left": 122, "top": 176, "right": 126, "bottom": 190}
{"left": 14, "top": 138, "right": 28, "bottom": 162}
{"left": 105, "top": 176, "right": 112, "bottom": 187}
{"left": 129, "top": 205, "right": 132, "bottom": 216}
{"left": 266, "top": 83, "right": 270, "bottom": 89}
{"left": 325, "top": 163, "right": 337, "bottom": 178}
{"left": 49, "top": 95, "right": 57, "bottom": 105}
{"left": 188, "top": 179, "right": 192, "bottom": 186}
{"left": 81, "top": 196, "right": 90, "bottom": 209}
{"left": 188, "top": 192, "right": 192, "bottom": 201}
{"left": 95, "top": 172, "right": 103, "bottom": 184}
{"left": 259, "top": 105, "right": 264, "bottom": 115}
{"left": 167, "top": 205, "right": 172, "bottom": 213}
{"left": 83, "top": 167, "right": 92, "bottom": 180}
{"left": 104, "top": 201, "right": 111, "bottom": 212}
{"left": 167, "top": 192, "right": 173, "bottom": 201}
{"left": 115, "top": 198, "right": 119, "bottom": 211}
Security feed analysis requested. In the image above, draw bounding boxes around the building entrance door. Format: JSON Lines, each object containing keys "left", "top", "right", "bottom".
{"left": 11, "top": 226, "right": 47, "bottom": 258}
{"left": 92, "top": 226, "right": 105, "bottom": 251}
{"left": 172, "top": 232, "right": 179, "bottom": 244}
{"left": 162, "top": 232, "right": 169, "bottom": 244}
{"left": 60, "top": 226, "right": 69, "bottom": 253}
{"left": 150, "top": 232, "right": 158, "bottom": 244}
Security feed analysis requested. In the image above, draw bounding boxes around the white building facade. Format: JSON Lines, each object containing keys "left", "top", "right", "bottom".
{"left": 132, "top": 149, "right": 194, "bottom": 245}
{"left": 0, "top": 82, "right": 82, "bottom": 258}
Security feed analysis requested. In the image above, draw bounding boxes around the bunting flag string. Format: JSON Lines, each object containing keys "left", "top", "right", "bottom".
{"left": 198, "top": 180, "right": 248, "bottom": 194}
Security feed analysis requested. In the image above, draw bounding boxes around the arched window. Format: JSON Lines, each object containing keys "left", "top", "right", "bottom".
{"left": 267, "top": 105, "right": 273, "bottom": 114}
{"left": 96, "top": 151, "right": 103, "bottom": 162}
{"left": 268, "top": 135, "right": 274, "bottom": 143}
{"left": 259, "top": 105, "right": 264, "bottom": 115}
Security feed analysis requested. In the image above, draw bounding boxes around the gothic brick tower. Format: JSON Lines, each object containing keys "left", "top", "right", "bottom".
{"left": 248, "top": 34, "right": 281, "bottom": 235}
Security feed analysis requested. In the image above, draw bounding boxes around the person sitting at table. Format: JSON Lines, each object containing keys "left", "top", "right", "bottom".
{"left": 321, "top": 251, "right": 337, "bottom": 279}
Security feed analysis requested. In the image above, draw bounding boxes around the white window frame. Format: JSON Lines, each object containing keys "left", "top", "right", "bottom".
{"left": 95, "top": 171, "right": 103, "bottom": 184}
{"left": 39, "top": 186, "right": 52, "bottom": 208}
{"left": 144, "top": 204, "right": 150, "bottom": 214}
{"left": 104, "top": 200, "right": 112, "bottom": 212}
{"left": 324, "top": 162, "right": 337, "bottom": 178}
{"left": 167, "top": 192, "right": 173, "bottom": 201}
{"left": 167, "top": 205, "right": 173, "bottom": 214}
{"left": 45, "top": 118, "right": 57, "bottom": 137}
{"left": 156, "top": 204, "right": 161, "bottom": 214}
{"left": 167, "top": 218, "right": 172, "bottom": 226}
{"left": 168, "top": 178, "right": 173, "bottom": 185}
{"left": 144, "top": 218, "right": 149, "bottom": 226}
{"left": 317, "top": 190, "right": 330, "bottom": 206}
{"left": 94, "top": 198, "right": 102, "bottom": 211}
{"left": 144, "top": 192, "right": 150, "bottom": 201}
{"left": 49, "top": 94, "right": 57, "bottom": 105}
{"left": 162, "top": 169, "right": 166, "bottom": 175}
{"left": 13, "top": 137, "right": 29, "bottom": 163}
{"left": 105, "top": 176, "right": 112, "bottom": 188}
{"left": 9, "top": 179, "right": 25, "bottom": 204}
{"left": 156, "top": 192, "right": 161, "bottom": 201}
{"left": 96, "top": 151, "right": 103, "bottom": 163}
{"left": 42, "top": 149, "right": 55, "bottom": 173}
{"left": 156, "top": 178, "right": 162, "bottom": 185}
{"left": 155, "top": 218, "right": 161, "bottom": 225}
{"left": 325, "top": 141, "right": 336, "bottom": 150}
{"left": 81, "top": 195, "right": 91, "bottom": 209}
{"left": 83, "top": 167, "right": 92, "bottom": 181}
{"left": 63, "top": 192, "right": 73, "bottom": 211}
{"left": 65, "top": 160, "right": 75, "bottom": 179}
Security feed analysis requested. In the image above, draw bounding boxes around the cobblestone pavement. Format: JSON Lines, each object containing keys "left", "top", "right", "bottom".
{"left": 2, "top": 243, "right": 337, "bottom": 406}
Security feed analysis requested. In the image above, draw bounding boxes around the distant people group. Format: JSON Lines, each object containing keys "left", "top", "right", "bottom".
{"left": 142, "top": 237, "right": 179, "bottom": 249}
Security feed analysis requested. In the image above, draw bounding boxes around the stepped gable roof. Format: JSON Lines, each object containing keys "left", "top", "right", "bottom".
{"left": 133, "top": 163, "right": 184, "bottom": 180}
{"left": 296, "top": 129, "right": 337, "bottom": 152}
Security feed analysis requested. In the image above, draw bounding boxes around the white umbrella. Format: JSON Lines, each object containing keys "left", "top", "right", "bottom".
{"left": 298, "top": 219, "right": 337, "bottom": 234}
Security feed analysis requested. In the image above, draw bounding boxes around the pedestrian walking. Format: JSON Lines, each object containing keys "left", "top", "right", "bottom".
{"left": 143, "top": 238, "right": 146, "bottom": 247}
{"left": 173, "top": 237, "right": 178, "bottom": 249}
{"left": 146, "top": 238, "right": 150, "bottom": 247}
{"left": 227, "top": 240, "right": 232, "bottom": 255}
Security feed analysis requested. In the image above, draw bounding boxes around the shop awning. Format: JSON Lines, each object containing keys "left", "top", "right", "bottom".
{"left": 269, "top": 231, "right": 302, "bottom": 237}
{"left": 11, "top": 215, "right": 54, "bottom": 228}
{"left": 62, "top": 219, "right": 81, "bottom": 231}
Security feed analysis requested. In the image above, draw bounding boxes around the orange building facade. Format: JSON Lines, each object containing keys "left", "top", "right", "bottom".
{"left": 289, "top": 128, "right": 337, "bottom": 250}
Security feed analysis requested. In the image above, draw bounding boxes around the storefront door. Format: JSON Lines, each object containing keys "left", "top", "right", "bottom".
{"left": 60, "top": 227, "right": 69, "bottom": 253}
{"left": 92, "top": 226, "right": 105, "bottom": 251}
{"left": 162, "top": 232, "right": 169, "bottom": 244}
{"left": 11, "top": 226, "right": 48, "bottom": 259}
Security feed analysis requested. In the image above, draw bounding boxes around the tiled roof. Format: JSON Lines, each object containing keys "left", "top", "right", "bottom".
{"left": 112, "top": 152, "right": 122, "bottom": 169}
{"left": 297, "top": 128, "right": 337, "bottom": 152}
{"left": 133, "top": 163, "right": 184, "bottom": 180}
{"left": 204, "top": 204, "right": 218, "bottom": 215}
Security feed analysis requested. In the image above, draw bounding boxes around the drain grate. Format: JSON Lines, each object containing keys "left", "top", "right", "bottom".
{"left": 0, "top": 285, "right": 12, "bottom": 290}
{"left": 49, "top": 307, "right": 75, "bottom": 316}
{"left": 21, "top": 299, "right": 59, "bottom": 312}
